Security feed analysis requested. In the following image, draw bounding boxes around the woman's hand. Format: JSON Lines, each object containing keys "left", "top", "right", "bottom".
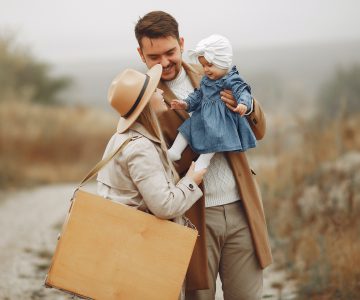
{"left": 171, "top": 99, "right": 188, "bottom": 110}
{"left": 185, "top": 162, "right": 207, "bottom": 185}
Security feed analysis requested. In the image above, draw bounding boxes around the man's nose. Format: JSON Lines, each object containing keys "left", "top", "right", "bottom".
{"left": 160, "top": 56, "right": 170, "bottom": 67}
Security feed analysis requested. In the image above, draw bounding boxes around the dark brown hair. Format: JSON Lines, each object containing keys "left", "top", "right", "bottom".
{"left": 135, "top": 11, "right": 179, "bottom": 48}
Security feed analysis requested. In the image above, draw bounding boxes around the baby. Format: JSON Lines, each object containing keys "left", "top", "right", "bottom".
{"left": 168, "top": 34, "right": 257, "bottom": 171}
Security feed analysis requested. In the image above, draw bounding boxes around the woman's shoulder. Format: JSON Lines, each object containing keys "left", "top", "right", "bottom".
{"left": 107, "top": 130, "right": 142, "bottom": 148}
{"left": 104, "top": 130, "right": 155, "bottom": 159}
{"left": 122, "top": 132, "right": 157, "bottom": 157}
{"left": 122, "top": 134, "right": 164, "bottom": 172}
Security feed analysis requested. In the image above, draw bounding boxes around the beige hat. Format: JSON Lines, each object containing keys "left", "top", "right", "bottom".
{"left": 108, "top": 64, "right": 162, "bottom": 133}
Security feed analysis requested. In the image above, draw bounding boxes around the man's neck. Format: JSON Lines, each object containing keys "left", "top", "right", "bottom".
{"left": 164, "top": 66, "right": 194, "bottom": 100}
{"left": 166, "top": 66, "right": 186, "bottom": 87}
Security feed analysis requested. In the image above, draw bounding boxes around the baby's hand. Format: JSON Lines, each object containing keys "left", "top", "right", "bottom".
{"left": 233, "top": 103, "right": 247, "bottom": 116}
{"left": 171, "top": 99, "right": 188, "bottom": 110}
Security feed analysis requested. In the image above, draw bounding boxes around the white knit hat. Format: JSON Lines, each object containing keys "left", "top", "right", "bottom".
{"left": 188, "top": 34, "right": 233, "bottom": 70}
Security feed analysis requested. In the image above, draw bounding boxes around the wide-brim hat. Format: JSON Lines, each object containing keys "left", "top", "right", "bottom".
{"left": 108, "top": 64, "right": 162, "bottom": 133}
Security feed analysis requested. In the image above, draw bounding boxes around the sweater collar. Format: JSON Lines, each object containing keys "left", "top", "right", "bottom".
{"left": 165, "top": 66, "right": 187, "bottom": 88}
{"left": 158, "top": 61, "right": 203, "bottom": 121}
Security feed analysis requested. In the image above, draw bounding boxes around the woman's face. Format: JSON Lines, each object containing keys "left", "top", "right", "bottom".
{"left": 149, "top": 88, "right": 167, "bottom": 113}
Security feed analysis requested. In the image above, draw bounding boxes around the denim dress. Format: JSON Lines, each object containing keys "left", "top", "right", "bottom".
{"left": 178, "top": 66, "right": 257, "bottom": 154}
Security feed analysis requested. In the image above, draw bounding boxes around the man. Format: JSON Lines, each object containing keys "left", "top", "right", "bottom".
{"left": 134, "top": 11, "right": 272, "bottom": 300}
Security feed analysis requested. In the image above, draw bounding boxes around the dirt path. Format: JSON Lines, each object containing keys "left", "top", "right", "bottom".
{"left": 0, "top": 184, "right": 296, "bottom": 300}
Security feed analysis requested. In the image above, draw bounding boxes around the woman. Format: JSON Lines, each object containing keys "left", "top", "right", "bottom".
{"left": 97, "top": 64, "right": 206, "bottom": 227}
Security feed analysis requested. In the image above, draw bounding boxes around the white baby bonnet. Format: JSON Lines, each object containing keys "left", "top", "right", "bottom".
{"left": 188, "top": 34, "right": 233, "bottom": 70}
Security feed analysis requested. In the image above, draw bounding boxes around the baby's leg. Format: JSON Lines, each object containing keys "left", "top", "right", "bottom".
{"left": 195, "top": 153, "right": 215, "bottom": 171}
{"left": 168, "top": 133, "right": 188, "bottom": 161}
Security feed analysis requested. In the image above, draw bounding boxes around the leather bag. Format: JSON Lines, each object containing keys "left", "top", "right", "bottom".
{"left": 45, "top": 138, "right": 198, "bottom": 299}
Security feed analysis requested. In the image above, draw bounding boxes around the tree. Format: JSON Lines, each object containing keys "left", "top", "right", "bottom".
{"left": 0, "top": 33, "right": 71, "bottom": 104}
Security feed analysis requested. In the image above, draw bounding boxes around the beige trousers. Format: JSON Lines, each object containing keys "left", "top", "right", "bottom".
{"left": 185, "top": 201, "right": 263, "bottom": 300}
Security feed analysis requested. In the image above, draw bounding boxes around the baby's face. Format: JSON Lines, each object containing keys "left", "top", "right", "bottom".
{"left": 198, "top": 56, "right": 228, "bottom": 80}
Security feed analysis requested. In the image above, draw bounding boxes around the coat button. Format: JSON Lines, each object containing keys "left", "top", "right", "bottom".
{"left": 189, "top": 184, "right": 194, "bottom": 189}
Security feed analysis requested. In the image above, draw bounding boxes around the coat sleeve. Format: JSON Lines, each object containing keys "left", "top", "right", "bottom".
{"left": 125, "top": 138, "right": 203, "bottom": 219}
{"left": 246, "top": 98, "right": 266, "bottom": 140}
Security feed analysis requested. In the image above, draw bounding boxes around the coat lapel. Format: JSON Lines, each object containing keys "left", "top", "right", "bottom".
{"left": 158, "top": 81, "right": 189, "bottom": 122}
{"left": 183, "top": 62, "right": 203, "bottom": 89}
{"left": 158, "top": 62, "right": 204, "bottom": 123}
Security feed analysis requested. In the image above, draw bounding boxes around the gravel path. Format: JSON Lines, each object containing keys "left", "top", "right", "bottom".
{"left": 0, "top": 184, "right": 296, "bottom": 300}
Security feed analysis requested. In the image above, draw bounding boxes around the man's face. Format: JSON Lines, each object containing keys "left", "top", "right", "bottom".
{"left": 138, "top": 36, "right": 184, "bottom": 81}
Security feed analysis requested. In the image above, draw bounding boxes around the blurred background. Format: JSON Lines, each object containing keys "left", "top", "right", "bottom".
{"left": 1, "top": 0, "right": 360, "bottom": 299}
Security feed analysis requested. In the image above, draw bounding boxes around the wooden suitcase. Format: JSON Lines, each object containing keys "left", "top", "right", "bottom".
{"left": 45, "top": 138, "right": 198, "bottom": 299}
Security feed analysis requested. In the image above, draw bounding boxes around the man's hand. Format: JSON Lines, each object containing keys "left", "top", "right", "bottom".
{"left": 220, "top": 89, "right": 237, "bottom": 110}
{"left": 233, "top": 103, "right": 247, "bottom": 116}
{"left": 171, "top": 99, "right": 188, "bottom": 110}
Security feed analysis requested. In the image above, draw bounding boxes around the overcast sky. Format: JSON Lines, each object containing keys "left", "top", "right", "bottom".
{"left": 1, "top": 0, "right": 360, "bottom": 64}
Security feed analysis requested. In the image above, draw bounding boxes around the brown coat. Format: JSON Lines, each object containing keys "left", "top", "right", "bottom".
{"left": 156, "top": 62, "right": 273, "bottom": 290}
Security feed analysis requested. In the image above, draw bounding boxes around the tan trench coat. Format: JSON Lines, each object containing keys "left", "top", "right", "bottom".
{"left": 97, "top": 122, "right": 203, "bottom": 222}
{"left": 156, "top": 62, "right": 273, "bottom": 291}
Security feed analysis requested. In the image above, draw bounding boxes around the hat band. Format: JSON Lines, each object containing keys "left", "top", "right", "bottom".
{"left": 123, "top": 74, "right": 150, "bottom": 118}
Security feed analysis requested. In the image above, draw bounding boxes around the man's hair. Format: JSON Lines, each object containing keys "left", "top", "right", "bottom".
{"left": 135, "top": 11, "right": 179, "bottom": 48}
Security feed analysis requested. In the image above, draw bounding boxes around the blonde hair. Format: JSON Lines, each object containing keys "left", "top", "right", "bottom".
{"left": 136, "top": 103, "right": 162, "bottom": 141}
{"left": 136, "top": 103, "right": 180, "bottom": 182}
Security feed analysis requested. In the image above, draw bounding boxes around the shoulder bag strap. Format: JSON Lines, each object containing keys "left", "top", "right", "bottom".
{"left": 78, "top": 137, "right": 132, "bottom": 188}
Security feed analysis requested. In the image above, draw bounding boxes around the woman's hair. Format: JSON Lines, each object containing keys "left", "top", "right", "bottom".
{"left": 136, "top": 103, "right": 180, "bottom": 182}
{"left": 134, "top": 11, "right": 179, "bottom": 48}
{"left": 136, "top": 103, "right": 162, "bottom": 141}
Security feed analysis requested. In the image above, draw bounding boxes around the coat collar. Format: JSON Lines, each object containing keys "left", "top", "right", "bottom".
{"left": 128, "top": 122, "right": 161, "bottom": 144}
{"left": 129, "top": 121, "right": 180, "bottom": 182}
{"left": 183, "top": 62, "right": 204, "bottom": 88}
{"left": 158, "top": 62, "right": 203, "bottom": 122}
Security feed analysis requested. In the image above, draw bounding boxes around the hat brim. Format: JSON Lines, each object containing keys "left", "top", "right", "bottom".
{"left": 116, "top": 64, "right": 162, "bottom": 133}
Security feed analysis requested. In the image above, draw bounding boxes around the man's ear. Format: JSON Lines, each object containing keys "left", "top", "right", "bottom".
{"left": 179, "top": 37, "right": 184, "bottom": 53}
{"left": 137, "top": 47, "right": 146, "bottom": 63}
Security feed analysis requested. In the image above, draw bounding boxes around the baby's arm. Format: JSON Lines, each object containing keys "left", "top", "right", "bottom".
{"left": 171, "top": 88, "right": 202, "bottom": 112}
{"left": 171, "top": 99, "right": 188, "bottom": 110}
{"left": 184, "top": 87, "right": 203, "bottom": 112}
{"left": 233, "top": 103, "right": 248, "bottom": 116}
{"left": 228, "top": 74, "right": 252, "bottom": 115}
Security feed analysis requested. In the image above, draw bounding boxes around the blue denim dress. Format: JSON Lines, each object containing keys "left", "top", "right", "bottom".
{"left": 178, "top": 66, "right": 257, "bottom": 154}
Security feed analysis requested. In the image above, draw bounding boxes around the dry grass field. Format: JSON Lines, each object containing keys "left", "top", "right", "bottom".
{"left": 256, "top": 113, "right": 360, "bottom": 299}
{"left": 1, "top": 97, "right": 359, "bottom": 299}
{"left": 0, "top": 100, "right": 117, "bottom": 189}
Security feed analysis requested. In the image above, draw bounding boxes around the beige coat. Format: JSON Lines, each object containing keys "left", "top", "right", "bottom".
{"left": 156, "top": 62, "right": 273, "bottom": 290}
{"left": 97, "top": 122, "right": 203, "bottom": 223}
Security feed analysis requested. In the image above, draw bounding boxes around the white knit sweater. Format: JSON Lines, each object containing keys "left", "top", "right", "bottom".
{"left": 166, "top": 67, "right": 240, "bottom": 207}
